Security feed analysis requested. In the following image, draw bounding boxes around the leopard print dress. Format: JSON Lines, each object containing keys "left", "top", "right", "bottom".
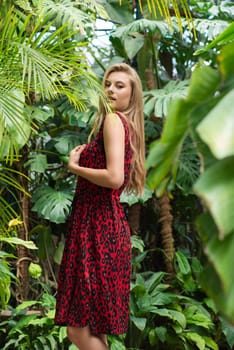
{"left": 54, "top": 112, "right": 132, "bottom": 335}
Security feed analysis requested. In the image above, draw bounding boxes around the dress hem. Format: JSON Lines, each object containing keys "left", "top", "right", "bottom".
{"left": 54, "top": 320, "right": 128, "bottom": 336}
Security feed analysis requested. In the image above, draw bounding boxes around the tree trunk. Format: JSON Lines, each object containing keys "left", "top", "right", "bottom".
{"left": 145, "top": 65, "right": 175, "bottom": 274}
{"left": 16, "top": 146, "right": 30, "bottom": 302}
{"left": 158, "top": 192, "right": 174, "bottom": 273}
{"left": 128, "top": 203, "right": 141, "bottom": 235}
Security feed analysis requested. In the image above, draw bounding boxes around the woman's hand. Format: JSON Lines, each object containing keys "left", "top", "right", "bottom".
{"left": 68, "top": 144, "right": 86, "bottom": 173}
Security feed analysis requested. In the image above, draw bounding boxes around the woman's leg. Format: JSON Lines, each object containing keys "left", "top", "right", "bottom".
{"left": 67, "top": 326, "right": 109, "bottom": 350}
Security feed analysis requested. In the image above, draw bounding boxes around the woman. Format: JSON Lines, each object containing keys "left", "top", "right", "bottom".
{"left": 54, "top": 63, "right": 145, "bottom": 350}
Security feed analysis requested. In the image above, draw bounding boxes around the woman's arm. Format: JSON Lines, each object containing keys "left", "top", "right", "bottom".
{"left": 68, "top": 113, "right": 125, "bottom": 189}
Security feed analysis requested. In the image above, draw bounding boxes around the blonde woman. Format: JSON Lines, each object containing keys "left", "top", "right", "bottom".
{"left": 55, "top": 63, "right": 145, "bottom": 350}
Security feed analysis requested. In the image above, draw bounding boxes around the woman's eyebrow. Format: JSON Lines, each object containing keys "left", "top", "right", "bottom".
{"left": 105, "top": 78, "right": 125, "bottom": 83}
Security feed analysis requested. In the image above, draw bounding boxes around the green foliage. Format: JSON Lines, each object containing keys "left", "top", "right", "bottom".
{"left": 0, "top": 167, "right": 30, "bottom": 231}
{"left": 124, "top": 242, "right": 232, "bottom": 349}
{"left": 144, "top": 80, "right": 189, "bottom": 118}
{"left": 146, "top": 22, "right": 234, "bottom": 322}
{"left": 196, "top": 89, "right": 234, "bottom": 159}
{"left": 120, "top": 186, "right": 153, "bottom": 206}
{"left": 110, "top": 18, "right": 173, "bottom": 60}
{"left": 0, "top": 288, "right": 71, "bottom": 350}
{"left": 0, "top": 0, "right": 106, "bottom": 242}
{"left": 32, "top": 186, "right": 74, "bottom": 223}
{"left": 0, "top": 251, "right": 15, "bottom": 309}
{"left": 0, "top": 219, "right": 37, "bottom": 309}
{"left": 0, "top": 5, "right": 103, "bottom": 162}
{"left": 194, "top": 157, "right": 234, "bottom": 237}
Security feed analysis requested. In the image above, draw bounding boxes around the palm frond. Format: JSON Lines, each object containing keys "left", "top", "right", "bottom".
{"left": 0, "top": 86, "right": 32, "bottom": 161}
{"left": 14, "top": 0, "right": 108, "bottom": 23}
{"left": 0, "top": 196, "right": 18, "bottom": 232}
{"left": 18, "top": 11, "right": 104, "bottom": 104}
{"left": 0, "top": 167, "right": 30, "bottom": 231}
{"left": 0, "top": 167, "right": 30, "bottom": 195}
{"left": 0, "top": 5, "right": 107, "bottom": 162}
{"left": 37, "top": 0, "right": 108, "bottom": 30}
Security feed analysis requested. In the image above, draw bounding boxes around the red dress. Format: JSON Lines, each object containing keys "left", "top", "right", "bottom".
{"left": 54, "top": 113, "right": 132, "bottom": 335}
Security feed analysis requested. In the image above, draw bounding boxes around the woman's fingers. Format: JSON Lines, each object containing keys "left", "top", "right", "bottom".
{"left": 76, "top": 144, "right": 86, "bottom": 151}
{"left": 71, "top": 144, "right": 86, "bottom": 153}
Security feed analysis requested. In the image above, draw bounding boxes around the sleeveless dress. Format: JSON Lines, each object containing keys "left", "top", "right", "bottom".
{"left": 54, "top": 112, "right": 132, "bottom": 335}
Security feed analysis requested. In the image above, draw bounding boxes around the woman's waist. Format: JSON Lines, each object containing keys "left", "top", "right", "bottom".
{"left": 75, "top": 183, "right": 121, "bottom": 203}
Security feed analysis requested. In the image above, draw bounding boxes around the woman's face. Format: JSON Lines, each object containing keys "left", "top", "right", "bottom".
{"left": 104, "top": 71, "right": 132, "bottom": 112}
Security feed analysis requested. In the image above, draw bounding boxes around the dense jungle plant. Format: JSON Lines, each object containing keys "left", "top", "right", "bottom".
{"left": 0, "top": 285, "right": 74, "bottom": 350}
{"left": 146, "top": 22, "right": 234, "bottom": 324}
{"left": 0, "top": 0, "right": 107, "bottom": 301}
{"left": 0, "top": 219, "right": 37, "bottom": 310}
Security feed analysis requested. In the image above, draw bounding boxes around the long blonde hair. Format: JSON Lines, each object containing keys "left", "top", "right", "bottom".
{"left": 89, "top": 63, "right": 145, "bottom": 195}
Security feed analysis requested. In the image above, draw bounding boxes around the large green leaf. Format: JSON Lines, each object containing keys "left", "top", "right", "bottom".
{"left": 54, "top": 131, "right": 84, "bottom": 155}
{"left": 32, "top": 186, "right": 74, "bottom": 223}
{"left": 196, "top": 212, "right": 234, "bottom": 322}
{"left": 146, "top": 99, "right": 192, "bottom": 193}
{"left": 183, "top": 332, "right": 205, "bottom": 350}
{"left": 24, "top": 153, "right": 48, "bottom": 173}
{"left": 144, "top": 272, "right": 166, "bottom": 294}
{"left": 54, "top": 239, "right": 65, "bottom": 265}
{"left": 28, "top": 105, "right": 54, "bottom": 123}
{"left": 104, "top": 0, "right": 133, "bottom": 24}
{"left": 144, "top": 80, "right": 189, "bottom": 118}
{"left": 0, "top": 237, "right": 37, "bottom": 250}
{"left": 186, "top": 313, "right": 213, "bottom": 329}
{"left": 196, "top": 90, "right": 234, "bottom": 159}
{"left": 152, "top": 308, "right": 186, "bottom": 329}
{"left": 186, "top": 64, "right": 221, "bottom": 104}
{"left": 195, "top": 22, "right": 234, "bottom": 55}
{"left": 111, "top": 18, "right": 171, "bottom": 60}
{"left": 120, "top": 185, "right": 153, "bottom": 205}
{"left": 206, "top": 233, "right": 234, "bottom": 298}
{"left": 221, "top": 318, "right": 234, "bottom": 348}
{"left": 199, "top": 251, "right": 234, "bottom": 323}
{"left": 218, "top": 41, "right": 234, "bottom": 80}
{"left": 175, "top": 251, "right": 191, "bottom": 275}
{"left": 176, "top": 138, "right": 200, "bottom": 194}
{"left": 130, "top": 315, "right": 147, "bottom": 331}
{"left": 30, "top": 225, "right": 53, "bottom": 260}
{"left": 194, "top": 18, "right": 229, "bottom": 41}
{"left": 112, "top": 18, "right": 172, "bottom": 38}
{"left": 194, "top": 157, "right": 234, "bottom": 238}
{"left": 123, "top": 33, "right": 145, "bottom": 60}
